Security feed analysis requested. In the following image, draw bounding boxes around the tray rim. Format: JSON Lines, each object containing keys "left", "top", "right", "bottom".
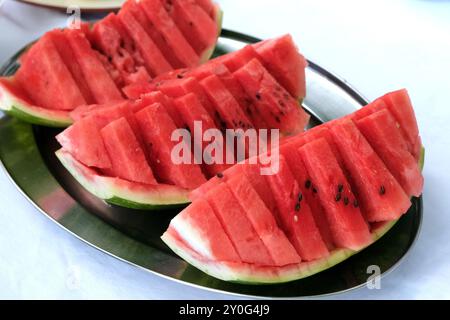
{"left": 0, "top": 29, "right": 423, "bottom": 299}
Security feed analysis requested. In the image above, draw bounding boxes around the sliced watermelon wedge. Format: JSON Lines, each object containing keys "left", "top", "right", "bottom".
{"left": 163, "top": 90, "right": 424, "bottom": 283}
{"left": 0, "top": 77, "right": 72, "bottom": 127}
{"left": 56, "top": 149, "right": 189, "bottom": 209}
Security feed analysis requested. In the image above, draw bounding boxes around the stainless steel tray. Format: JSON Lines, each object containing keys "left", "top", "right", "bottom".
{"left": 0, "top": 30, "right": 422, "bottom": 298}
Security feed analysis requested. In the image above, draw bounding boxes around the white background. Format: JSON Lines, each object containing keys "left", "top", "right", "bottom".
{"left": 0, "top": 0, "right": 449, "bottom": 299}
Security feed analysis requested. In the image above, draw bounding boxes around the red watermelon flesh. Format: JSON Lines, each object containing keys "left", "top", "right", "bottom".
{"left": 48, "top": 30, "right": 96, "bottom": 105}
{"left": 200, "top": 74, "right": 254, "bottom": 130}
{"left": 135, "top": 103, "right": 206, "bottom": 189}
{"left": 356, "top": 110, "right": 423, "bottom": 197}
{"left": 234, "top": 58, "right": 309, "bottom": 134}
{"left": 117, "top": 9, "right": 172, "bottom": 76}
{"left": 219, "top": 45, "right": 260, "bottom": 73}
{"left": 226, "top": 175, "right": 302, "bottom": 266}
{"left": 156, "top": 77, "right": 220, "bottom": 127}
{"left": 70, "top": 100, "right": 127, "bottom": 121}
{"left": 329, "top": 119, "right": 411, "bottom": 222}
{"left": 169, "top": 198, "right": 241, "bottom": 262}
{"left": 265, "top": 156, "right": 329, "bottom": 261}
{"left": 56, "top": 115, "right": 111, "bottom": 169}
{"left": 122, "top": 0, "right": 185, "bottom": 69}
{"left": 64, "top": 29, "right": 123, "bottom": 104}
{"left": 189, "top": 63, "right": 268, "bottom": 129}
{"left": 173, "top": 93, "right": 231, "bottom": 177}
{"left": 205, "top": 183, "right": 275, "bottom": 265}
{"left": 379, "top": 89, "right": 420, "bottom": 159}
{"left": 90, "top": 14, "right": 150, "bottom": 86}
{"left": 195, "top": 0, "right": 217, "bottom": 19}
{"left": 298, "top": 138, "right": 372, "bottom": 250}
{"left": 279, "top": 139, "right": 335, "bottom": 250}
{"left": 254, "top": 34, "right": 307, "bottom": 99}
{"left": 100, "top": 117, "right": 157, "bottom": 185}
{"left": 140, "top": 0, "right": 199, "bottom": 67}
{"left": 132, "top": 91, "right": 184, "bottom": 128}
{"left": 122, "top": 81, "right": 156, "bottom": 100}
{"left": 163, "top": 0, "right": 218, "bottom": 55}
{"left": 15, "top": 34, "right": 86, "bottom": 110}
{"left": 189, "top": 162, "right": 243, "bottom": 202}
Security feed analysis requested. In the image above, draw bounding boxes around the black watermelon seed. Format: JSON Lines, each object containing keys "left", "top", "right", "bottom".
{"left": 298, "top": 193, "right": 303, "bottom": 202}
{"left": 344, "top": 197, "right": 349, "bottom": 205}
{"left": 380, "top": 185, "right": 386, "bottom": 195}
{"left": 275, "top": 116, "right": 281, "bottom": 123}
{"left": 177, "top": 74, "right": 184, "bottom": 79}
{"left": 216, "top": 172, "right": 224, "bottom": 178}
{"left": 312, "top": 187, "right": 318, "bottom": 194}
{"left": 283, "top": 93, "right": 290, "bottom": 99}
{"left": 295, "top": 203, "right": 301, "bottom": 212}
{"left": 255, "top": 92, "right": 261, "bottom": 100}
{"left": 305, "top": 180, "right": 311, "bottom": 189}
{"left": 335, "top": 193, "right": 341, "bottom": 202}
{"left": 338, "top": 184, "right": 344, "bottom": 193}
{"left": 353, "top": 199, "right": 359, "bottom": 208}
{"left": 189, "top": 21, "right": 194, "bottom": 26}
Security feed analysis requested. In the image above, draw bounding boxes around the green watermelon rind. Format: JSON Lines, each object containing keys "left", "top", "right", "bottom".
{"left": 55, "top": 149, "right": 190, "bottom": 210}
{"left": 199, "top": 6, "right": 223, "bottom": 64}
{"left": 161, "top": 147, "right": 425, "bottom": 284}
{"left": 161, "top": 220, "right": 397, "bottom": 284}
{"left": 0, "top": 80, "right": 73, "bottom": 127}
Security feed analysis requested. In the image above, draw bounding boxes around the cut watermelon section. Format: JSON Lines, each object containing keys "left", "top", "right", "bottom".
{"left": 0, "top": 77, "right": 72, "bottom": 127}
{"left": 234, "top": 58, "right": 309, "bottom": 134}
{"left": 329, "top": 119, "right": 411, "bottom": 222}
{"left": 65, "top": 29, "right": 124, "bottom": 104}
{"left": 265, "top": 156, "right": 329, "bottom": 261}
{"left": 1, "top": 0, "right": 222, "bottom": 127}
{"left": 139, "top": 0, "right": 199, "bottom": 67}
{"left": 135, "top": 103, "right": 206, "bottom": 189}
{"left": 355, "top": 109, "right": 423, "bottom": 197}
{"left": 163, "top": 89, "right": 423, "bottom": 283}
{"left": 14, "top": 33, "right": 86, "bottom": 111}
{"left": 56, "top": 149, "right": 190, "bottom": 209}
{"left": 204, "top": 183, "right": 275, "bottom": 265}
{"left": 226, "top": 175, "right": 301, "bottom": 266}
{"left": 100, "top": 117, "right": 157, "bottom": 185}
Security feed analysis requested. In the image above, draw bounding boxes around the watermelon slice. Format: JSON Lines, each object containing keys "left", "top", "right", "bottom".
{"left": 135, "top": 103, "right": 206, "bottom": 189}
{"left": 163, "top": 90, "right": 424, "bottom": 283}
{"left": 355, "top": 109, "right": 423, "bottom": 197}
{"left": 234, "top": 58, "right": 309, "bottom": 134}
{"left": 90, "top": 13, "right": 151, "bottom": 86}
{"left": 0, "top": 77, "right": 72, "bottom": 127}
{"left": 163, "top": 0, "right": 218, "bottom": 56}
{"left": 204, "top": 183, "right": 275, "bottom": 265}
{"left": 132, "top": 91, "right": 185, "bottom": 128}
{"left": 329, "top": 119, "right": 411, "bottom": 222}
{"left": 200, "top": 74, "right": 254, "bottom": 130}
{"left": 254, "top": 34, "right": 308, "bottom": 99}
{"left": 14, "top": 34, "right": 86, "bottom": 110}
{"left": 157, "top": 77, "right": 222, "bottom": 127}
{"left": 48, "top": 30, "right": 96, "bottom": 105}
{"left": 173, "top": 93, "right": 231, "bottom": 177}
{"left": 56, "top": 149, "right": 190, "bottom": 209}
{"left": 56, "top": 115, "right": 111, "bottom": 169}
{"left": 279, "top": 138, "right": 335, "bottom": 250}
{"left": 100, "top": 117, "right": 157, "bottom": 185}
{"left": 64, "top": 29, "right": 124, "bottom": 104}
{"left": 117, "top": 9, "right": 173, "bottom": 76}
{"left": 226, "top": 175, "right": 302, "bottom": 266}
{"left": 139, "top": 0, "right": 199, "bottom": 67}
{"left": 168, "top": 198, "right": 241, "bottom": 262}
{"left": 265, "top": 156, "right": 329, "bottom": 261}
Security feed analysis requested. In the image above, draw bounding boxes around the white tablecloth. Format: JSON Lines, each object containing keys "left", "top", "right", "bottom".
{"left": 0, "top": 0, "right": 449, "bottom": 299}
